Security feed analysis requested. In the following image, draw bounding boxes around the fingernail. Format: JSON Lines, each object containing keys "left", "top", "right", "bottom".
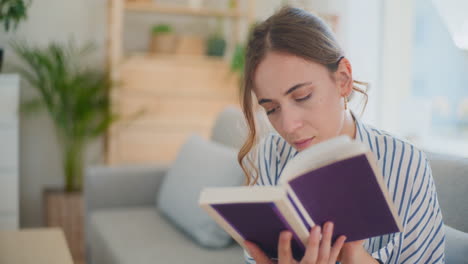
{"left": 314, "top": 225, "right": 321, "bottom": 234}
{"left": 327, "top": 222, "right": 333, "bottom": 232}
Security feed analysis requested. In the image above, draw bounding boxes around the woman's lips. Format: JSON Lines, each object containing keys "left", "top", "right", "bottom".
{"left": 293, "top": 137, "right": 315, "bottom": 150}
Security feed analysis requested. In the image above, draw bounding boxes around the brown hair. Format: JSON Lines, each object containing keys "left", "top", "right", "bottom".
{"left": 238, "top": 6, "right": 369, "bottom": 186}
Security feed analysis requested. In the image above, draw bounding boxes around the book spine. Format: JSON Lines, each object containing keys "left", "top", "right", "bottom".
{"left": 286, "top": 185, "right": 314, "bottom": 230}
{"left": 287, "top": 193, "right": 312, "bottom": 231}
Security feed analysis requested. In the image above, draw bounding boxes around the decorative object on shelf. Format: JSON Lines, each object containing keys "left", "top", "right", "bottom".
{"left": 206, "top": 18, "right": 226, "bottom": 57}
{"left": 0, "top": 0, "right": 31, "bottom": 72}
{"left": 0, "top": 0, "right": 30, "bottom": 31}
{"left": 149, "top": 23, "right": 177, "bottom": 54}
{"left": 206, "top": 34, "right": 226, "bottom": 57}
{"left": 176, "top": 34, "right": 205, "bottom": 55}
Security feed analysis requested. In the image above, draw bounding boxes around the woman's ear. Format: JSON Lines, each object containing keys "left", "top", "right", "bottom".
{"left": 336, "top": 57, "right": 353, "bottom": 97}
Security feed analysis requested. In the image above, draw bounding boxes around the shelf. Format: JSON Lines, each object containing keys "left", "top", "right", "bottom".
{"left": 125, "top": 2, "right": 246, "bottom": 18}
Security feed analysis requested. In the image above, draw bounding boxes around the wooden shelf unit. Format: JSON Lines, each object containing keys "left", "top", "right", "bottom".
{"left": 106, "top": 54, "right": 240, "bottom": 164}
{"left": 125, "top": 2, "right": 248, "bottom": 18}
{"left": 106, "top": 0, "right": 255, "bottom": 165}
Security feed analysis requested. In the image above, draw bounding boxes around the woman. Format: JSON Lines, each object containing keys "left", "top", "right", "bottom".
{"left": 238, "top": 6, "right": 446, "bottom": 264}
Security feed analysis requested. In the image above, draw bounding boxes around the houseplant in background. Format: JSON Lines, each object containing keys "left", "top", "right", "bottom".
{"left": 206, "top": 18, "right": 226, "bottom": 57}
{"left": 0, "top": 0, "right": 31, "bottom": 71}
{"left": 149, "top": 23, "right": 177, "bottom": 54}
{"left": 206, "top": 34, "right": 226, "bottom": 57}
{"left": 11, "top": 40, "right": 117, "bottom": 262}
{"left": 230, "top": 43, "right": 245, "bottom": 86}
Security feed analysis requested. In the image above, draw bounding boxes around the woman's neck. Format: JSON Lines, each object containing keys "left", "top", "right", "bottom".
{"left": 341, "top": 110, "right": 357, "bottom": 140}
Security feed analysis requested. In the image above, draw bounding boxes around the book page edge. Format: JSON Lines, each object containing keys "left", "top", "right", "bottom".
{"left": 366, "top": 152, "right": 404, "bottom": 232}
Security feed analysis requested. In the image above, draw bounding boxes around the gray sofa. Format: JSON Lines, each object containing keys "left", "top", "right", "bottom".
{"left": 85, "top": 107, "right": 468, "bottom": 264}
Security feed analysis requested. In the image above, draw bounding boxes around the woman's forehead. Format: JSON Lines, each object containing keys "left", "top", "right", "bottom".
{"left": 253, "top": 52, "right": 328, "bottom": 95}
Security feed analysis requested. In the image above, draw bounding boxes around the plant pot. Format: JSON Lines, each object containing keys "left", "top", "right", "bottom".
{"left": 0, "top": 48, "right": 4, "bottom": 72}
{"left": 206, "top": 37, "right": 226, "bottom": 57}
{"left": 175, "top": 35, "right": 205, "bottom": 56}
{"left": 43, "top": 188, "right": 84, "bottom": 263}
{"left": 149, "top": 33, "right": 177, "bottom": 54}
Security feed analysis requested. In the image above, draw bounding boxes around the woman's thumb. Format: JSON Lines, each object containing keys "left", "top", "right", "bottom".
{"left": 244, "top": 240, "right": 274, "bottom": 264}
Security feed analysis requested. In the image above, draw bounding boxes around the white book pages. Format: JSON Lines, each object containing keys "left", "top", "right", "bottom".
{"left": 279, "top": 135, "right": 369, "bottom": 184}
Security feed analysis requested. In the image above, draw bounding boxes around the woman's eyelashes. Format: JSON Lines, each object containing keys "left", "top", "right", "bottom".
{"left": 266, "top": 106, "right": 278, "bottom": 115}
{"left": 265, "top": 94, "right": 312, "bottom": 115}
{"left": 295, "top": 93, "right": 312, "bottom": 102}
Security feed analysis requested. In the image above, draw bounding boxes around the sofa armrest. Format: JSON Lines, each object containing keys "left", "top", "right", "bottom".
{"left": 84, "top": 164, "right": 169, "bottom": 213}
{"left": 445, "top": 224, "right": 468, "bottom": 264}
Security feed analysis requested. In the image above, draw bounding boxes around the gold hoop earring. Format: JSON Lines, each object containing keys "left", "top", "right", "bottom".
{"left": 344, "top": 96, "right": 348, "bottom": 110}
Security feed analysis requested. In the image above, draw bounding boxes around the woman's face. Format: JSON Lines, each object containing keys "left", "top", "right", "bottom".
{"left": 253, "top": 51, "right": 354, "bottom": 151}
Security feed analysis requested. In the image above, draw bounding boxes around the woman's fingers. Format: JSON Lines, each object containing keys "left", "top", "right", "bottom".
{"left": 302, "top": 222, "right": 346, "bottom": 264}
{"left": 302, "top": 225, "right": 321, "bottom": 262}
{"left": 244, "top": 240, "right": 274, "bottom": 264}
{"left": 329, "top": 235, "right": 347, "bottom": 263}
{"left": 278, "top": 231, "right": 294, "bottom": 263}
{"left": 317, "top": 222, "right": 333, "bottom": 262}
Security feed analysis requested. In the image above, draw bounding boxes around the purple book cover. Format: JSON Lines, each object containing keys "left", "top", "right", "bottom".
{"left": 287, "top": 154, "right": 401, "bottom": 243}
{"left": 211, "top": 202, "right": 305, "bottom": 260}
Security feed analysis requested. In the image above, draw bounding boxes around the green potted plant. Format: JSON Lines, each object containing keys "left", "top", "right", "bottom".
{"left": 0, "top": 0, "right": 31, "bottom": 72}
{"left": 11, "top": 40, "right": 117, "bottom": 261}
{"left": 12, "top": 40, "right": 117, "bottom": 192}
{"left": 149, "top": 23, "right": 177, "bottom": 54}
{"left": 206, "top": 18, "right": 226, "bottom": 57}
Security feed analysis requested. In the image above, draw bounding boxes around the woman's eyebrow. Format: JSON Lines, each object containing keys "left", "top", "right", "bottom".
{"left": 284, "top": 82, "right": 312, "bottom": 96}
{"left": 258, "top": 82, "right": 312, "bottom": 105}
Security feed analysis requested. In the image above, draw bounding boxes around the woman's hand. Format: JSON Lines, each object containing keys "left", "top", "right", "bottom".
{"left": 244, "top": 221, "right": 347, "bottom": 264}
{"left": 338, "top": 239, "right": 379, "bottom": 264}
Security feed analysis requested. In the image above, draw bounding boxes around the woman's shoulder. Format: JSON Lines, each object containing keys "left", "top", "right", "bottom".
{"left": 357, "top": 121, "right": 429, "bottom": 164}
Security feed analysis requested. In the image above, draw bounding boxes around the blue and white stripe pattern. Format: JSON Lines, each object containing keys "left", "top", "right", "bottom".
{"left": 243, "top": 116, "right": 446, "bottom": 264}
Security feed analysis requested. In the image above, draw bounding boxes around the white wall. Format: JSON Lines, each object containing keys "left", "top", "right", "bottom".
{"left": 309, "top": 0, "right": 384, "bottom": 126}
{"left": 379, "top": 0, "right": 414, "bottom": 134}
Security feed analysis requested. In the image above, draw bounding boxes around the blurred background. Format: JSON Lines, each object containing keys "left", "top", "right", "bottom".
{"left": 0, "top": 0, "right": 467, "bottom": 263}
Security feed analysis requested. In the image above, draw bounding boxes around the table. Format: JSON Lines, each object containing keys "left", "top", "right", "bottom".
{"left": 0, "top": 228, "right": 74, "bottom": 264}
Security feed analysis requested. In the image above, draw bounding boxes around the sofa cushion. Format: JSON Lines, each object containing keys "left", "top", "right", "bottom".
{"left": 156, "top": 134, "right": 244, "bottom": 248}
{"left": 210, "top": 106, "right": 274, "bottom": 149}
{"left": 210, "top": 106, "right": 247, "bottom": 149}
{"left": 88, "top": 207, "right": 244, "bottom": 264}
{"left": 426, "top": 152, "right": 468, "bottom": 232}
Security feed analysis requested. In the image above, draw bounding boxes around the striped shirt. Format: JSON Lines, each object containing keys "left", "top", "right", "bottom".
{"left": 243, "top": 116, "right": 446, "bottom": 264}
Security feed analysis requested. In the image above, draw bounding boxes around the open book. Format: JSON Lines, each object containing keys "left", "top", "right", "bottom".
{"left": 198, "top": 136, "right": 403, "bottom": 260}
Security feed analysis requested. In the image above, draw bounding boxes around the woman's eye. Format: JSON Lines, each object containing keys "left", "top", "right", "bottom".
{"left": 266, "top": 106, "right": 278, "bottom": 115}
{"left": 295, "top": 93, "right": 312, "bottom": 102}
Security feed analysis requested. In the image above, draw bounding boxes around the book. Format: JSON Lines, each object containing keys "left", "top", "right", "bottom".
{"left": 198, "top": 135, "right": 403, "bottom": 260}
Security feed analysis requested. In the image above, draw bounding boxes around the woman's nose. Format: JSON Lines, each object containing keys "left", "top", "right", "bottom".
{"left": 279, "top": 107, "right": 303, "bottom": 135}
